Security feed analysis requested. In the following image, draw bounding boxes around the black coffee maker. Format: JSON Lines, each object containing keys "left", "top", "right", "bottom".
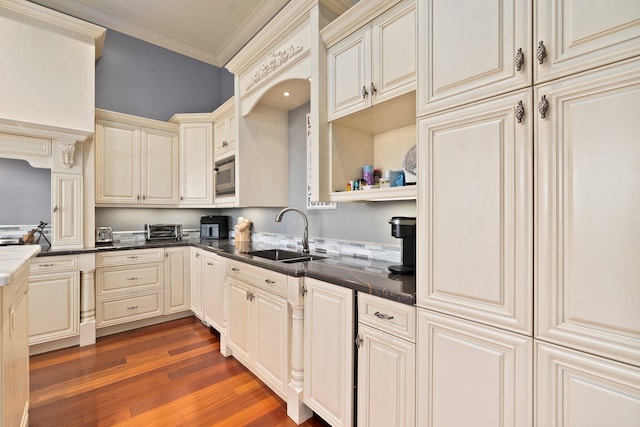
{"left": 388, "top": 216, "right": 416, "bottom": 275}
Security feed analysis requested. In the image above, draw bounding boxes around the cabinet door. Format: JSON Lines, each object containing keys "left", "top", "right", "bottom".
{"left": 227, "top": 279, "right": 252, "bottom": 366}
{"left": 371, "top": 0, "right": 416, "bottom": 104}
{"left": 537, "top": 342, "right": 640, "bottom": 427}
{"left": 418, "top": 0, "right": 532, "bottom": 116}
{"left": 214, "top": 113, "right": 236, "bottom": 157}
{"left": 180, "top": 122, "right": 213, "bottom": 206}
{"left": 3, "top": 278, "right": 29, "bottom": 427}
{"left": 165, "top": 247, "right": 190, "bottom": 314}
{"left": 51, "top": 173, "right": 83, "bottom": 247}
{"left": 417, "top": 309, "right": 532, "bottom": 427}
{"left": 202, "top": 252, "right": 225, "bottom": 331}
{"left": 95, "top": 119, "right": 140, "bottom": 204}
{"left": 29, "top": 271, "right": 79, "bottom": 345}
{"left": 304, "top": 278, "right": 354, "bottom": 427}
{"left": 253, "top": 287, "right": 289, "bottom": 396}
{"left": 190, "top": 249, "right": 203, "bottom": 319}
{"left": 357, "top": 323, "right": 415, "bottom": 427}
{"left": 536, "top": 58, "right": 640, "bottom": 366}
{"left": 140, "top": 127, "right": 179, "bottom": 205}
{"left": 535, "top": 0, "right": 640, "bottom": 83}
{"left": 417, "top": 89, "right": 533, "bottom": 335}
{"left": 327, "top": 26, "right": 372, "bottom": 121}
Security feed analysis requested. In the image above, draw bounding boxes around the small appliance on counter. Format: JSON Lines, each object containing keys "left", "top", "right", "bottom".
{"left": 96, "top": 226, "right": 113, "bottom": 244}
{"left": 200, "top": 215, "right": 230, "bottom": 240}
{"left": 144, "top": 224, "right": 183, "bottom": 241}
{"left": 388, "top": 216, "right": 416, "bottom": 275}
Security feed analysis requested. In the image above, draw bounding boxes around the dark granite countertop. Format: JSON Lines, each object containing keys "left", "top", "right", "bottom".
{"left": 35, "top": 238, "right": 416, "bottom": 305}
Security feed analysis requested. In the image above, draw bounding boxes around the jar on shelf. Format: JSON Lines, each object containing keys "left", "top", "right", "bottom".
{"left": 362, "top": 165, "right": 374, "bottom": 185}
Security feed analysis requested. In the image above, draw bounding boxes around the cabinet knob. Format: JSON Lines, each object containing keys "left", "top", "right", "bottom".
{"left": 301, "top": 286, "right": 307, "bottom": 297}
{"left": 195, "top": 253, "right": 200, "bottom": 258}
{"left": 52, "top": 205, "right": 58, "bottom": 213}
{"left": 537, "top": 41, "right": 547, "bottom": 65}
{"left": 231, "top": 267, "right": 240, "bottom": 272}
{"left": 538, "top": 95, "right": 549, "bottom": 119}
{"left": 515, "top": 48, "right": 525, "bottom": 71}
{"left": 265, "top": 279, "right": 276, "bottom": 285}
{"left": 180, "top": 196, "right": 184, "bottom": 201}
{"left": 137, "top": 195, "right": 141, "bottom": 201}
{"left": 362, "top": 85, "right": 369, "bottom": 99}
{"left": 355, "top": 334, "right": 363, "bottom": 349}
{"left": 515, "top": 100, "right": 525, "bottom": 123}
{"left": 142, "top": 195, "right": 146, "bottom": 201}
{"left": 370, "top": 82, "right": 377, "bottom": 95}
{"left": 207, "top": 262, "right": 214, "bottom": 266}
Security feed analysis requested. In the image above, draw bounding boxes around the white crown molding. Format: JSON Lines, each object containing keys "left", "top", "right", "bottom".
{"left": 320, "top": 0, "right": 402, "bottom": 47}
{"left": 95, "top": 109, "right": 178, "bottom": 133}
{"left": 0, "top": 117, "right": 93, "bottom": 143}
{"left": 1, "top": 0, "right": 105, "bottom": 58}
{"left": 168, "top": 112, "right": 212, "bottom": 124}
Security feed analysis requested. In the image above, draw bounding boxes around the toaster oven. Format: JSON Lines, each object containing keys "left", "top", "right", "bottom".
{"left": 144, "top": 224, "right": 183, "bottom": 241}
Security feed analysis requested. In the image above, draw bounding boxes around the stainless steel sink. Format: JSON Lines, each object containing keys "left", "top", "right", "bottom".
{"left": 247, "top": 249, "right": 326, "bottom": 263}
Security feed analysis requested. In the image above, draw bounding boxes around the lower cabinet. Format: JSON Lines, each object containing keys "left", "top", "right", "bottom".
{"left": 303, "top": 277, "right": 354, "bottom": 427}
{"left": 417, "top": 309, "right": 532, "bottom": 427}
{"left": 95, "top": 248, "right": 165, "bottom": 328}
{"left": 201, "top": 251, "right": 226, "bottom": 332}
{"left": 226, "top": 261, "right": 290, "bottom": 398}
{"left": 357, "top": 293, "right": 416, "bottom": 427}
{"left": 28, "top": 255, "right": 80, "bottom": 345}
{"left": 536, "top": 341, "right": 640, "bottom": 427}
{"left": 1, "top": 263, "right": 29, "bottom": 427}
{"left": 190, "top": 248, "right": 203, "bottom": 319}
{"left": 164, "top": 247, "right": 190, "bottom": 314}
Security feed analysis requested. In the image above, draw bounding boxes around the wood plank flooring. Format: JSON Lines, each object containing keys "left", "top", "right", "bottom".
{"left": 29, "top": 316, "right": 330, "bottom": 427}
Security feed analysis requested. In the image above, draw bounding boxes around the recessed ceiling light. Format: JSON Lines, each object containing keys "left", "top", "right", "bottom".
{"left": 283, "top": 91, "right": 290, "bottom": 97}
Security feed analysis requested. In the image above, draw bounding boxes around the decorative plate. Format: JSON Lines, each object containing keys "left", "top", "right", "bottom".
{"left": 402, "top": 145, "right": 417, "bottom": 175}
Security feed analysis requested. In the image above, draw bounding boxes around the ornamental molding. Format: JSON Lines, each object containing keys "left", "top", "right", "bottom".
{"left": 245, "top": 45, "right": 304, "bottom": 92}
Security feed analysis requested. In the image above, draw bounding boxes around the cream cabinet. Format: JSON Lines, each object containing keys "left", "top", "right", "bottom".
{"left": 357, "top": 293, "right": 416, "bottom": 427}
{"left": 1, "top": 263, "right": 29, "bottom": 427}
{"left": 417, "top": 88, "right": 533, "bottom": 335}
{"left": 51, "top": 173, "right": 83, "bottom": 248}
{"left": 417, "top": 309, "right": 533, "bottom": 427}
{"left": 95, "top": 110, "right": 179, "bottom": 206}
{"left": 164, "top": 247, "right": 190, "bottom": 315}
{"left": 536, "top": 341, "right": 640, "bottom": 427}
{"left": 190, "top": 248, "right": 204, "bottom": 320}
{"left": 326, "top": 0, "right": 416, "bottom": 121}
{"left": 212, "top": 98, "right": 236, "bottom": 160}
{"left": 304, "top": 277, "right": 354, "bottom": 427}
{"left": 95, "top": 248, "right": 165, "bottom": 328}
{"left": 170, "top": 114, "right": 214, "bottom": 207}
{"left": 417, "top": 0, "right": 532, "bottom": 115}
{"left": 201, "top": 251, "right": 226, "bottom": 333}
{"left": 28, "top": 255, "right": 79, "bottom": 345}
{"left": 535, "top": 58, "right": 640, "bottom": 367}
{"left": 226, "top": 261, "right": 289, "bottom": 399}
{"left": 534, "top": 0, "right": 640, "bottom": 84}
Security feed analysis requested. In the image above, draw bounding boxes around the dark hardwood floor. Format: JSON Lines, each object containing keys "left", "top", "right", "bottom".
{"left": 29, "top": 316, "right": 330, "bottom": 426}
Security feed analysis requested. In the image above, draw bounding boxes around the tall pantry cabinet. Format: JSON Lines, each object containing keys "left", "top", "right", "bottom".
{"left": 415, "top": 1, "right": 640, "bottom": 426}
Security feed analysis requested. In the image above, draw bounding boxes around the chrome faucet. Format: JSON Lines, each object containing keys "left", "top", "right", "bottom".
{"left": 274, "top": 207, "right": 309, "bottom": 254}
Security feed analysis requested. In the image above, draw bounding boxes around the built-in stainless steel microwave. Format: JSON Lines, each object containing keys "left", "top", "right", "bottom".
{"left": 214, "top": 156, "right": 235, "bottom": 197}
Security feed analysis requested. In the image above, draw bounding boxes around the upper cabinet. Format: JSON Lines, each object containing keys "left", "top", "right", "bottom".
{"left": 326, "top": 0, "right": 416, "bottom": 121}
{"left": 535, "top": 0, "right": 640, "bottom": 84}
{"left": 320, "top": 0, "right": 418, "bottom": 202}
{"left": 170, "top": 113, "right": 214, "bottom": 207}
{"left": 95, "top": 110, "right": 179, "bottom": 207}
{"left": 211, "top": 98, "right": 236, "bottom": 160}
{"left": 417, "top": 0, "right": 532, "bottom": 116}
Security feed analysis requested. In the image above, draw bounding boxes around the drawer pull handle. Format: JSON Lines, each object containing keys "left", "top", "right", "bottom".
{"left": 127, "top": 277, "right": 139, "bottom": 281}
{"left": 515, "top": 48, "right": 525, "bottom": 71}
{"left": 231, "top": 267, "right": 240, "bottom": 272}
{"left": 127, "top": 305, "right": 139, "bottom": 310}
{"left": 127, "top": 256, "right": 138, "bottom": 260}
{"left": 374, "top": 311, "right": 394, "bottom": 320}
{"left": 38, "top": 263, "right": 54, "bottom": 267}
{"left": 265, "top": 279, "right": 276, "bottom": 284}
{"left": 207, "top": 262, "right": 214, "bottom": 266}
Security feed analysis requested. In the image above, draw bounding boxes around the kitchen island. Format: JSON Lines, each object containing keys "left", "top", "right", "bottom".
{"left": 0, "top": 245, "right": 40, "bottom": 427}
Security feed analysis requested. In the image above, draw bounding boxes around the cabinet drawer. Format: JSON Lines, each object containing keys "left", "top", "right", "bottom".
{"left": 30, "top": 255, "right": 79, "bottom": 274}
{"left": 96, "top": 248, "right": 164, "bottom": 267}
{"left": 358, "top": 293, "right": 416, "bottom": 342}
{"left": 97, "top": 263, "right": 163, "bottom": 295}
{"left": 227, "top": 261, "right": 286, "bottom": 296}
{"left": 96, "top": 291, "right": 164, "bottom": 328}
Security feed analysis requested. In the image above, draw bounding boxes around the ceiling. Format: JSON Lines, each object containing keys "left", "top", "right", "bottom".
{"left": 31, "top": 0, "right": 291, "bottom": 68}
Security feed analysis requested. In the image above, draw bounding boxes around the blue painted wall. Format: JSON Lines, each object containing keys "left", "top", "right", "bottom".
{"left": 95, "top": 30, "right": 234, "bottom": 121}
